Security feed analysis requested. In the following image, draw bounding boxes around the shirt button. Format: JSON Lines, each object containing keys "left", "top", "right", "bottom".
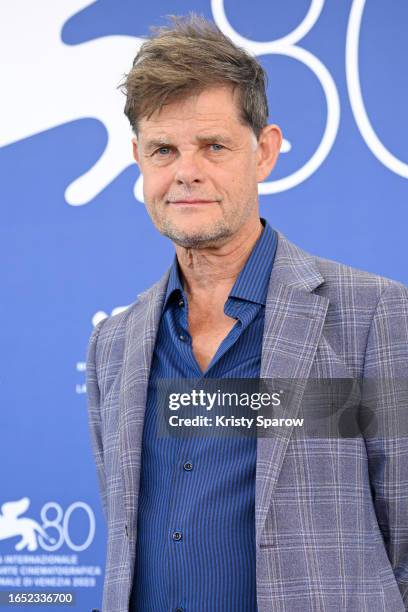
{"left": 172, "top": 530, "right": 182, "bottom": 541}
{"left": 183, "top": 461, "right": 193, "bottom": 471}
{"left": 179, "top": 334, "right": 185, "bottom": 341}
{"left": 178, "top": 299, "right": 184, "bottom": 307}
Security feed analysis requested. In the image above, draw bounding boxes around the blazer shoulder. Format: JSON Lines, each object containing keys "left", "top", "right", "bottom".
{"left": 86, "top": 300, "right": 136, "bottom": 383}
{"left": 274, "top": 230, "right": 408, "bottom": 308}
{"left": 311, "top": 252, "right": 408, "bottom": 309}
{"left": 87, "top": 269, "right": 171, "bottom": 369}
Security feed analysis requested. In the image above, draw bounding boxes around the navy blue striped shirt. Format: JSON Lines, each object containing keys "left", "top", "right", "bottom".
{"left": 131, "top": 219, "right": 277, "bottom": 611}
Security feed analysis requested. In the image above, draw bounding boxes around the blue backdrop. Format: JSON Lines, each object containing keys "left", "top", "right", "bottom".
{"left": 1, "top": 1, "right": 407, "bottom": 609}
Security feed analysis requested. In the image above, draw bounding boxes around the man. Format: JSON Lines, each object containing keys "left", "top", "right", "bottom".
{"left": 86, "top": 15, "right": 408, "bottom": 612}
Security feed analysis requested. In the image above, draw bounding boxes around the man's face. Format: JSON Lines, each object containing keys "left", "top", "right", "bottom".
{"left": 132, "top": 85, "right": 281, "bottom": 248}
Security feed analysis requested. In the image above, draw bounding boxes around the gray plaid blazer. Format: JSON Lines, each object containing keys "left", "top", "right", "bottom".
{"left": 86, "top": 230, "right": 408, "bottom": 612}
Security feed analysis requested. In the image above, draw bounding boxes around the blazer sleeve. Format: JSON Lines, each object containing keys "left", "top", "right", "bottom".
{"left": 363, "top": 280, "right": 408, "bottom": 606}
{"left": 86, "top": 318, "right": 108, "bottom": 522}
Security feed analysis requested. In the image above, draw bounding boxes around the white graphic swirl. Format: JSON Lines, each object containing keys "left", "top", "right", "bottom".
{"left": 346, "top": 0, "right": 408, "bottom": 178}
{"left": 0, "top": 0, "right": 142, "bottom": 205}
{"left": 1, "top": 0, "right": 404, "bottom": 204}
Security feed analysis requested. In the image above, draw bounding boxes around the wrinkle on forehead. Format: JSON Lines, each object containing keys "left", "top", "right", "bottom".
{"left": 138, "top": 87, "right": 258, "bottom": 151}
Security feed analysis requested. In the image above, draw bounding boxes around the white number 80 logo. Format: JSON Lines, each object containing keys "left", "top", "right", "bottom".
{"left": 210, "top": 0, "right": 407, "bottom": 189}
{"left": 37, "top": 502, "right": 95, "bottom": 552}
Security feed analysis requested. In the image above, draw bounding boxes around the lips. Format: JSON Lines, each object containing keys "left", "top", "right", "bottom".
{"left": 168, "top": 198, "right": 218, "bottom": 205}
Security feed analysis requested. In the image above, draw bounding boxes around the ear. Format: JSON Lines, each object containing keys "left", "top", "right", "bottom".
{"left": 132, "top": 137, "right": 140, "bottom": 165}
{"left": 256, "top": 124, "right": 283, "bottom": 183}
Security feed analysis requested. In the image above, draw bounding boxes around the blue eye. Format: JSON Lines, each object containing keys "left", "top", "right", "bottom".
{"left": 156, "top": 147, "right": 171, "bottom": 155}
{"left": 210, "top": 143, "right": 224, "bottom": 151}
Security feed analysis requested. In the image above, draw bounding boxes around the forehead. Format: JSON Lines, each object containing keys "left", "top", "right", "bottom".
{"left": 138, "top": 85, "right": 247, "bottom": 139}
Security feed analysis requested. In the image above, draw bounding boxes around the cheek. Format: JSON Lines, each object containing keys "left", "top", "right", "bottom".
{"left": 223, "top": 157, "right": 257, "bottom": 188}
{"left": 223, "top": 169, "right": 253, "bottom": 195}
{"left": 142, "top": 169, "right": 171, "bottom": 201}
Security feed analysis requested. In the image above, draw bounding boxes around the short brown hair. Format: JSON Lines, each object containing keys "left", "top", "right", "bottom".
{"left": 119, "top": 14, "right": 269, "bottom": 138}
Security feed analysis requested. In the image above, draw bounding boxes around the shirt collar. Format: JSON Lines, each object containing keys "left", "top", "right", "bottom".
{"left": 163, "top": 218, "right": 277, "bottom": 309}
{"left": 229, "top": 218, "right": 277, "bottom": 305}
{"left": 163, "top": 253, "right": 184, "bottom": 309}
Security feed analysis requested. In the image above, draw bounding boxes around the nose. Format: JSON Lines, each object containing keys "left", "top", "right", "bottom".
{"left": 173, "top": 152, "right": 204, "bottom": 185}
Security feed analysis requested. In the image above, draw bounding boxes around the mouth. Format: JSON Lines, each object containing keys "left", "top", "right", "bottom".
{"left": 168, "top": 199, "right": 219, "bottom": 207}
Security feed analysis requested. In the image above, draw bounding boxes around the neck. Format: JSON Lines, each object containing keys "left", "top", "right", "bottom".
{"left": 174, "top": 218, "right": 264, "bottom": 300}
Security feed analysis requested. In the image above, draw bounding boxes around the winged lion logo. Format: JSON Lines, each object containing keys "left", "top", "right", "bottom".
{"left": 0, "top": 498, "right": 55, "bottom": 551}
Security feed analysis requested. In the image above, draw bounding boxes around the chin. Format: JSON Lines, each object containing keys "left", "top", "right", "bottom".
{"left": 166, "top": 229, "right": 211, "bottom": 248}
{"left": 165, "top": 225, "right": 233, "bottom": 249}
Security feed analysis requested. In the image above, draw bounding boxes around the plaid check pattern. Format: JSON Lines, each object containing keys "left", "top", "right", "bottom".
{"left": 87, "top": 230, "right": 408, "bottom": 611}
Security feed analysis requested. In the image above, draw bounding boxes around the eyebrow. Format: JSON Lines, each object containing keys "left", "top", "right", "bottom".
{"left": 195, "top": 134, "right": 234, "bottom": 145}
{"left": 143, "top": 134, "right": 234, "bottom": 152}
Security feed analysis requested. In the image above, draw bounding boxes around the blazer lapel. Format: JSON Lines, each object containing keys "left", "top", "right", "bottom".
{"left": 256, "top": 232, "right": 329, "bottom": 546}
{"left": 119, "top": 270, "right": 170, "bottom": 564}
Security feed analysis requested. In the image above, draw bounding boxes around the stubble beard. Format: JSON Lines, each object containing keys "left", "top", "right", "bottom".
{"left": 160, "top": 216, "right": 235, "bottom": 248}
{"left": 147, "top": 197, "right": 255, "bottom": 248}
{"left": 149, "top": 200, "right": 237, "bottom": 249}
